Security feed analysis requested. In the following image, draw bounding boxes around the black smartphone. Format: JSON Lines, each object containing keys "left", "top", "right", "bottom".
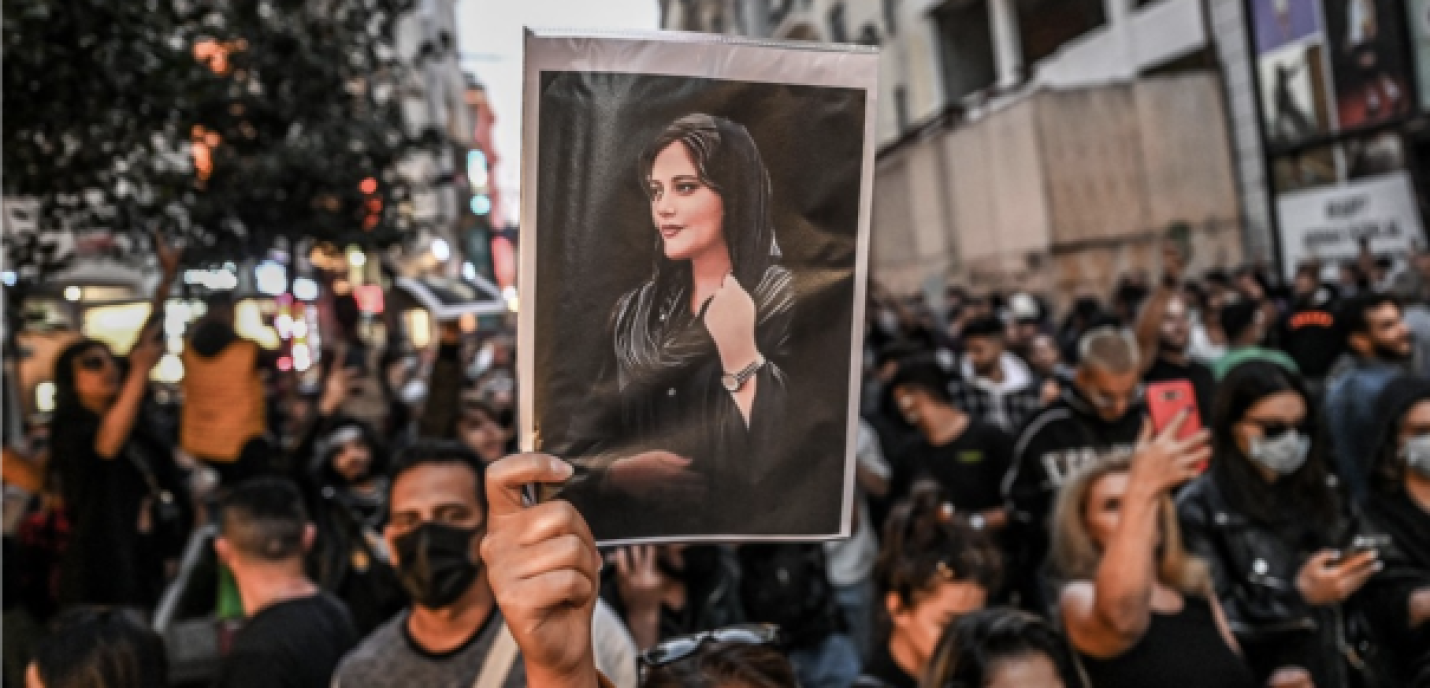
{"left": 1335, "top": 534, "right": 1392, "bottom": 563}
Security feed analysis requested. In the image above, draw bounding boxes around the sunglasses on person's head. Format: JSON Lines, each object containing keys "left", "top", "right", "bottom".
{"left": 78, "top": 353, "right": 112, "bottom": 372}
{"left": 639, "top": 624, "right": 781, "bottom": 667}
{"left": 1243, "top": 417, "right": 1309, "bottom": 439}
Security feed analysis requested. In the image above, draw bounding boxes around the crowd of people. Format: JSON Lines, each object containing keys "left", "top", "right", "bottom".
{"left": 5, "top": 244, "right": 1430, "bottom": 688}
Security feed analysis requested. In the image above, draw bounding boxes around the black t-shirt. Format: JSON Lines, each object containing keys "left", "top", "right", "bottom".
{"left": 858, "top": 644, "right": 918, "bottom": 688}
{"left": 216, "top": 592, "right": 360, "bottom": 688}
{"left": 890, "top": 419, "right": 1011, "bottom": 513}
{"left": 50, "top": 408, "right": 174, "bottom": 607}
{"left": 1144, "top": 357, "right": 1217, "bottom": 422}
{"left": 1279, "top": 305, "right": 1343, "bottom": 378}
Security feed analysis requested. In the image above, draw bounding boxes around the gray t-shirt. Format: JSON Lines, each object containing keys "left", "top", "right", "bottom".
{"left": 331, "top": 608, "right": 525, "bottom": 688}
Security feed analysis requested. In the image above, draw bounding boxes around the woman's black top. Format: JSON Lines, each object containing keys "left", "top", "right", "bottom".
{"left": 1357, "top": 488, "right": 1430, "bottom": 686}
{"left": 558, "top": 265, "right": 807, "bottom": 539}
{"left": 1177, "top": 472, "right": 1352, "bottom": 687}
{"left": 857, "top": 644, "right": 917, "bottom": 688}
{"left": 1078, "top": 595, "right": 1256, "bottom": 688}
{"left": 50, "top": 408, "right": 177, "bottom": 608}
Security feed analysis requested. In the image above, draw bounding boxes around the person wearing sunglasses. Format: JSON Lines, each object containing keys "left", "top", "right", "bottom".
{"left": 1004, "top": 327, "right": 1145, "bottom": 614}
{"left": 641, "top": 625, "right": 797, "bottom": 688}
{"left": 1177, "top": 362, "right": 1373, "bottom": 688}
{"left": 860, "top": 487, "right": 1002, "bottom": 688}
{"left": 46, "top": 233, "right": 184, "bottom": 611}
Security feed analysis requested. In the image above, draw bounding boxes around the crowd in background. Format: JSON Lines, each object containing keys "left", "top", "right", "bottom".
{"left": 5, "top": 242, "right": 1430, "bottom": 688}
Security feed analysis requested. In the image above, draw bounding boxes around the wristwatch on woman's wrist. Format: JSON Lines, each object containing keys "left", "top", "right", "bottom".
{"left": 721, "top": 355, "right": 766, "bottom": 392}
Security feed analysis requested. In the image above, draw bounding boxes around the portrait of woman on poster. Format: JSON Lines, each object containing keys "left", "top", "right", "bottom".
{"left": 559, "top": 113, "right": 796, "bottom": 538}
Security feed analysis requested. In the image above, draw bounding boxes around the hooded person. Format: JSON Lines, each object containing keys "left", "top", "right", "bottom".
{"left": 303, "top": 418, "right": 407, "bottom": 635}
{"left": 1354, "top": 376, "right": 1430, "bottom": 686}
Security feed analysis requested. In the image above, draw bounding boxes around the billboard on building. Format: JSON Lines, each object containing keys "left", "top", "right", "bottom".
{"left": 519, "top": 30, "right": 877, "bottom": 544}
{"left": 1276, "top": 170, "right": 1423, "bottom": 276}
{"left": 1322, "top": 0, "right": 1414, "bottom": 128}
{"left": 1408, "top": 0, "right": 1430, "bottom": 110}
{"left": 1252, "top": 0, "right": 1324, "bottom": 54}
{"left": 1259, "top": 43, "right": 1335, "bottom": 145}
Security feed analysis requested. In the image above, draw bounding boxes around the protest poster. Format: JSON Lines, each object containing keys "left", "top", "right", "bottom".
{"left": 517, "top": 30, "right": 878, "bottom": 544}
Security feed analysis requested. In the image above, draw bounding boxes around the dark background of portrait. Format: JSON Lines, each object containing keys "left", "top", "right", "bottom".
{"left": 532, "top": 70, "right": 867, "bottom": 537}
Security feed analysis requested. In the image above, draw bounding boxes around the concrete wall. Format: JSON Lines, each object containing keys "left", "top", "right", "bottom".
{"left": 942, "top": 99, "right": 1051, "bottom": 291}
{"left": 870, "top": 74, "right": 1244, "bottom": 304}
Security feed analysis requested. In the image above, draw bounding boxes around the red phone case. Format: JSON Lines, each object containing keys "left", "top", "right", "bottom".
{"left": 1147, "top": 380, "right": 1202, "bottom": 441}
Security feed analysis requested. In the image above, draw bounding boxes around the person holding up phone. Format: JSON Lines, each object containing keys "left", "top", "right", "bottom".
{"left": 1355, "top": 376, "right": 1430, "bottom": 686}
{"left": 1177, "top": 362, "right": 1377, "bottom": 688}
{"left": 48, "top": 232, "right": 188, "bottom": 609}
{"left": 1052, "top": 415, "right": 1258, "bottom": 688}
{"left": 1136, "top": 244, "right": 1217, "bottom": 422}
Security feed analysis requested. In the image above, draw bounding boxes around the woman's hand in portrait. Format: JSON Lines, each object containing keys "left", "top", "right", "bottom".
{"left": 606, "top": 451, "right": 707, "bottom": 503}
{"left": 703, "top": 274, "right": 759, "bottom": 372}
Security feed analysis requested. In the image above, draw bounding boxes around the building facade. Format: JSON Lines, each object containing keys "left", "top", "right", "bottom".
{"left": 395, "top": 0, "right": 476, "bottom": 276}
{"left": 1211, "top": 0, "right": 1430, "bottom": 281}
{"left": 665, "top": 0, "right": 1249, "bottom": 303}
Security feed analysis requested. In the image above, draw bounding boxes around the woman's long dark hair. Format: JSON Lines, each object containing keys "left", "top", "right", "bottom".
{"left": 875, "top": 485, "right": 1003, "bottom": 611}
{"left": 52, "top": 339, "right": 109, "bottom": 421}
{"left": 1368, "top": 375, "right": 1430, "bottom": 495}
{"left": 1209, "top": 361, "right": 1339, "bottom": 531}
{"left": 638, "top": 114, "right": 782, "bottom": 309}
{"left": 33, "top": 606, "right": 169, "bottom": 688}
{"left": 921, "top": 608, "right": 1083, "bottom": 688}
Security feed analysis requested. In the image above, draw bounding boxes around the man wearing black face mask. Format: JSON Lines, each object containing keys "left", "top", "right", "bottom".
{"left": 332, "top": 441, "right": 638, "bottom": 688}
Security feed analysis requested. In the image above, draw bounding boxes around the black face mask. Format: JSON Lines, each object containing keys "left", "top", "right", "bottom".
{"left": 393, "top": 522, "right": 483, "bottom": 609}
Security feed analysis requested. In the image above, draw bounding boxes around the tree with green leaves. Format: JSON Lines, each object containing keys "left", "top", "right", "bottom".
{"left": 3, "top": 0, "right": 444, "bottom": 283}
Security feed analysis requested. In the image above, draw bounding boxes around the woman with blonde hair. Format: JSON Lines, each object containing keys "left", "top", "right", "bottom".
{"left": 1050, "top": 415, "right": 1261, "bottom": 688}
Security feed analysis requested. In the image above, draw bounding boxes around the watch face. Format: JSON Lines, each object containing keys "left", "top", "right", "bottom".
{"left": 722, "top": 374, "right": 739, "bottom": 392}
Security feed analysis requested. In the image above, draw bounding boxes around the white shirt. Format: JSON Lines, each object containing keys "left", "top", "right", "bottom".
{"left": 824, "top": 421, "right": 890, "bottom": 586}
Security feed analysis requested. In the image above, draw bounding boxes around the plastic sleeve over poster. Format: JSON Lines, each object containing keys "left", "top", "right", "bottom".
{"left": 518, "top": 29, "right": 879, "bottom": 545}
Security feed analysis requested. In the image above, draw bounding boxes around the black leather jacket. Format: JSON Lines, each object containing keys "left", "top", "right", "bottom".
{"left": 1177, "top": 473, "right": 1355, "bottom": 687}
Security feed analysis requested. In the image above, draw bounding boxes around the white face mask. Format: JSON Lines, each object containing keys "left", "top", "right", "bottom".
{"left": 1249, "top": 431, "right": 1311, "bottom": 475}
{"left": 1402, "top": 433, "right": 1430, "bottom": 479}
